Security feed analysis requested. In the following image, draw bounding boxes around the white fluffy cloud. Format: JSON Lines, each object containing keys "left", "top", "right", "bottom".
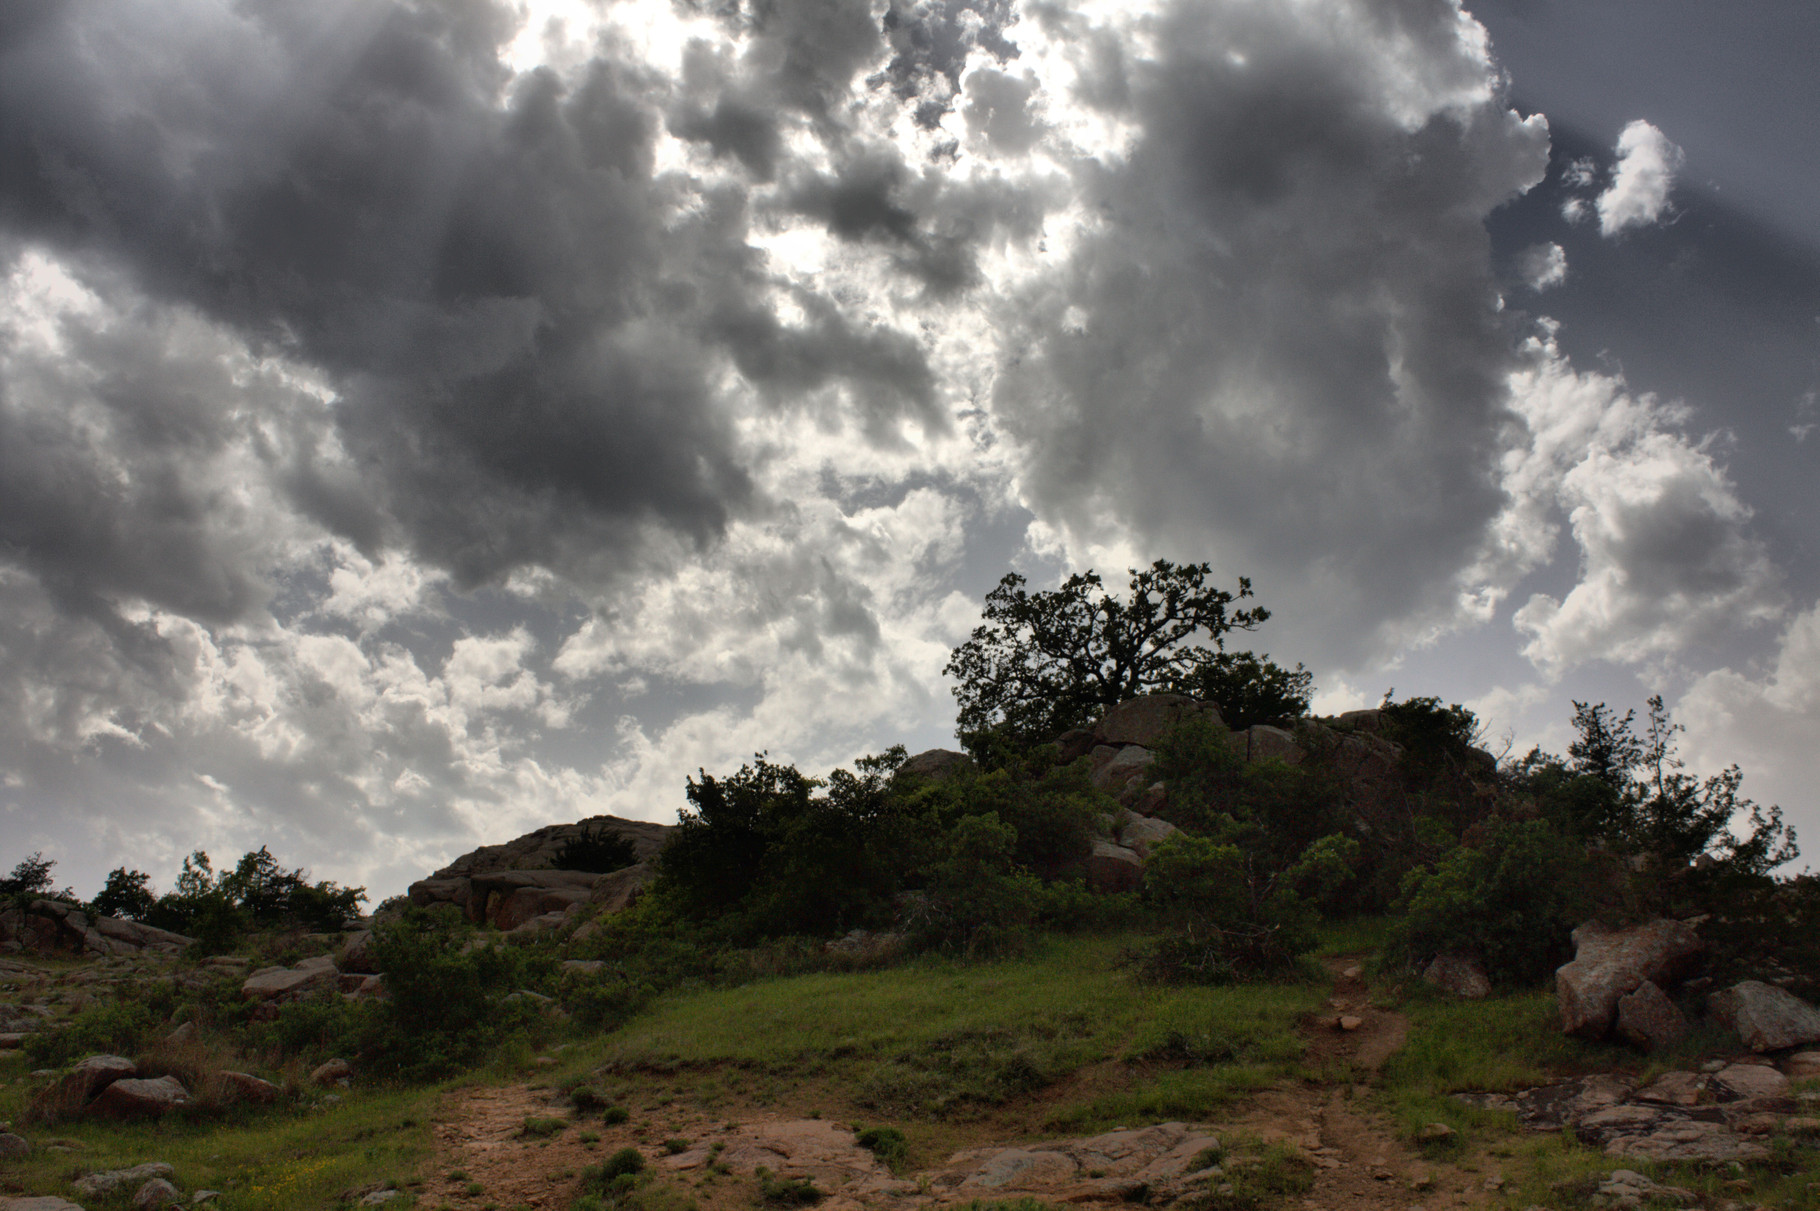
{"left": 0, "top": 0, "right": 1804, "bottom": 895}
{"left": 1501, "top": 334, "right": 1785, "bottom": 675}
{"left": 1597, "top": 119, "right": 1684, "bottom": 236}
{"left": 1678, "top": 602, "right": 1820, "bottom": 832}
{"left": 1515, "top": 242, "right": 1568, "bottom": 291}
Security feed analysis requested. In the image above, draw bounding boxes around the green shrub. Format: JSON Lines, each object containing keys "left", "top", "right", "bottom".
{"left": 757, "top": 1168, "right": 824, "bottom": 1206}
{"left": 555, "top": 827, "right": 640, "bottom": 874}
{"left": 360, "top": 907, "right": 545, "bottom": 1079}
{"left": 854, "top": 1125, "right": 909, "bottom": 1172}
{"left": 522, "top": 1116, "right": 567, "bottom": 1138}
{"left": 601, "top": 1105, "right": 631, "bottom": 1125}
{"left": 1137, "top": 834, "right": 1317, "bottom": 984}
{"left": 1169, "top": 650, "right": 1313, "bottom": 730}
{"left": 24, "top": 995, "right": 160, "bottom": 1066}
{"left": 1389, "top": 817, "right": 1593, "bottom": 987}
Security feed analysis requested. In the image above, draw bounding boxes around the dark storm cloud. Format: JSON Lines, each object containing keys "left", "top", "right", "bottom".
{"left": 0, "top": 0, "right": 954, "bottom": 605}
{"left": 991, "top": 0, "right": 1550, "bottom": 663}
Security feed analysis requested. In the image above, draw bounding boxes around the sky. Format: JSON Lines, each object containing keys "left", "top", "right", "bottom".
{"left": 1, "top": 0, "right": 1815, "bottom": 902}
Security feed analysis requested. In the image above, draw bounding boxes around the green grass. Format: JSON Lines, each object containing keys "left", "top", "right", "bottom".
{"left": 0, "top": 1071, "right": 434, "bottom": 1210}
{"left": 564, "top": 933, "right": 1321, "bottom": 1126}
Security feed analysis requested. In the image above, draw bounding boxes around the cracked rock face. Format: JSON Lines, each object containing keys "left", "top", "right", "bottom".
{"left": 660, "top": 1119, "right": 1224, "bottom": 1204}
{"left": 1457, "top": 1066, "right": 1796, "bottom": 1163}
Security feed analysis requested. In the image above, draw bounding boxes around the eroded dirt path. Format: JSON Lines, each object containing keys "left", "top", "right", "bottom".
{"left": 1237, "top": 956, "right": 1495, "bottom": 1211}
{"left": 428, "top": 958, "right": 1493, "bottom": 1209}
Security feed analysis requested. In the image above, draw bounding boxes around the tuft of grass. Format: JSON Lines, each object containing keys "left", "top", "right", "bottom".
{"left": 854, "top": 1125, "right": 909, "bottom": 1173}
{"left": 1184, "top": 1137, "right": 1312, "bottom": 1211}
{"left": 757, "top": 1166, "right": 824, "bottom": 1206}
{"left": 600, "top": 1104, "right": 631, "bottom": 1125}
{"left": 0, "top": 1079, "right": 435, "bottom": 1211}
{"left": 521, "top": 1115, "right": 568, "bottom": 1138}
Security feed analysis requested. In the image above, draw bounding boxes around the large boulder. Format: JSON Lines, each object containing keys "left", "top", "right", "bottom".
{"left": 1242, "top": 725, "right": 1302, "bottom": 765}
{"left": 1615, "top": 981, "right": 1689, "bottom": 1052}
{"left": 405, "top": 876, "right": 472, "bottom": 911}
{"left": 1092, "top": 695, "right": 1213, "bottom": 748}
{"left": 1089, "top": 746, "right": 1155, "bottom": 798}
{"left": 87, "top": 1076, "right": 191, "bottom": 1119}
{"left": 241, "top": 964, "right": 335, "bottom": 1002}
{"left": 0, "top": 901, "right": 190, "bottom": 959}
{"left": 62, "top": 1054, "right": 137, "bottom": 1102}
{"left": 1084, "top": 840, "right": 1144, "bottom": 893}
{"left": 432, "top": 814, "right": 673, "bottom": 879}
{"left": 1708, "top": 980, "right": 1820, "bottom": 1052}
{"left": 339, "top": 930, "right": 378, "bottom": 974}
{"left": 1556, "top": 919, "right": 1702, "bottom": 1039}
{"left": 74, "top": 1163, "right": 176, "bottom": 1198}
{"left": 492, "top": 885, "right": 591, "bottom": 932}
{"left": 466, "top": 869, "right": 600, "bottom": 926}
{"left": 587, "top": 863, "right": 655, "bottom": 914}
{"left": 217, "top": 1071, "right": 282, "bottom": 1105}
{"left": 894, "top": 749, "right": 976, "bottom": 784}
{"left": 1423, "top": 951, "right": 1491, "bottom": 1000}
{"left": 1116, "top": 811, "right": 1179, "bottom": 860}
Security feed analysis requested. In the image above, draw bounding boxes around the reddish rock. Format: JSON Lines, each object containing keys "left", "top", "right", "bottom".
{"left": 1709, "top": 980, "right": 1820, "bottom": 1052}
{"left": 1084, "top": 840, "right": 1144, "bottom": 893}
{"left": 1616, "top": 981, "right": 1689, "bottom": 1052}
{"left": 63, "top": 1054, "right": 137, "bottom": 1101}
{"left": 1555, "top": 919, "right": 1702, "bottom": 1039}
{"left": 311, "top": 1058, "right": 352, "bottom": 1086}
{"left": 1117, "top": 811, "right": 1179, "bottom": 860}
{"left": 241, "top": 966, "right": 331, "bottom": 1001}
{"left": 1053, "top": 729, "right": 1097, "bottom": 763}
{"left": 1781, "top": 1050, "right": 1820, "bottom": 1079}
{"left": 587, "top": 862, "right": 654, "bottom": 915}
{"left": 133, "top": 1177, "right": 181, "bottom": 1208}
{"left": 1243, "top": 725, "right": 1303, "bottom": 765}
{"left": 218, "top": 1071, "right": 281, "bottom": 1104}
{"left": 1092, "top": 694, "right": 1212, "bottom": 748}
{"left": 893, "top": 749, "right": 976, "bottom": 784}
{"left": 1711, "top": 1062, "right": 1790, "bottom": 1102}
{"left": 87, "top": 1075, "right": 191, "bottom": 1119}
{"left": 1089, "top": 746, "right": 1155, "bottom": 797}
{"left": 1423, "top": 951, "right": 1491, "bottom": 1000}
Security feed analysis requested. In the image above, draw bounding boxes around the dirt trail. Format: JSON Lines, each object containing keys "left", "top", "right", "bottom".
{"left": 1236, "top": 956, "right": 1491, "bottom": 1211}
{"left": 429, "top": 958, "right": 1496, "bottom": 1209}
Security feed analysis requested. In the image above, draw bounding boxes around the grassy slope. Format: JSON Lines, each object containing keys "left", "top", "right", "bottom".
{"left": 560, "top": 933, "right": 1323, "bottom": 1132}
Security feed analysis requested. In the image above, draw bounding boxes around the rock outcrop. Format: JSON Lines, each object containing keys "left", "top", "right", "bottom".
{"left": 0, "top": 901, "right": 190, "bottom": 959}
{"left": 1555, "top": 918, "right": 1702, "bottom": 1040}
{"left": 431, "top": 814, "right": 672, "bottom": 879}
{"left": 406, "top": 814, "right": 673, "bottom": 931}
{"left": 1614, "top": 980, "right": 1689, "bottom": 1052}
{"left": 1708, "top": 980, "right": 1820, "bottom": 1052}
{"left": 1458, "top": 1062, "right": 1797, "bottom": 1162}
{"left": 894, "top": 749, "right": 976, "bottom": 784}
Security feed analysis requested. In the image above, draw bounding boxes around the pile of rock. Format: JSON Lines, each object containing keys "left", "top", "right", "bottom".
{"left": 30, "top": 1055, "right": 190, "bottom": 1122}
{"left": 1556, "top": 918, "right": 1705, "bottom": 1050}
{"left": 1551, "top": 917, "right": 1820, "bottom": 1056}
{"left": 1461, "top": 1055, "right": 1819, "bottom": 1163}
{"left": 0, "top": 901, "right": 191, "bottom": 960}
{"left": 239, "top": 947, "right": 383, "bottom": 1019}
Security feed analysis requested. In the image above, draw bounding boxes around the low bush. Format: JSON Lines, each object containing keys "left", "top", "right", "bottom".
{"left": 1137, "top": 835, "right": 1317, "bottom": 984}
{"left": 1388, "top": 817, "right": 1594, "bottom": 987}
{"left": 854, "top": 1125, "right": 909, "bottom": 1172}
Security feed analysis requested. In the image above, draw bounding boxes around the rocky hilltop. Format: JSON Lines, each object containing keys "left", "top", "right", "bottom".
{"left": 405, "top": 814, "right": 673, "bottom": 935}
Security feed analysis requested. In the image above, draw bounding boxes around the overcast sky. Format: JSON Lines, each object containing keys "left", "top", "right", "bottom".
{"left": 2, "top": 0, "right": 1814, "bottom": 901}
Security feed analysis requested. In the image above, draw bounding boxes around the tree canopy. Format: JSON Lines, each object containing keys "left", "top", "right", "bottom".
{"left": 943, "top": 560, "right": 1276, "bottom": 755}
